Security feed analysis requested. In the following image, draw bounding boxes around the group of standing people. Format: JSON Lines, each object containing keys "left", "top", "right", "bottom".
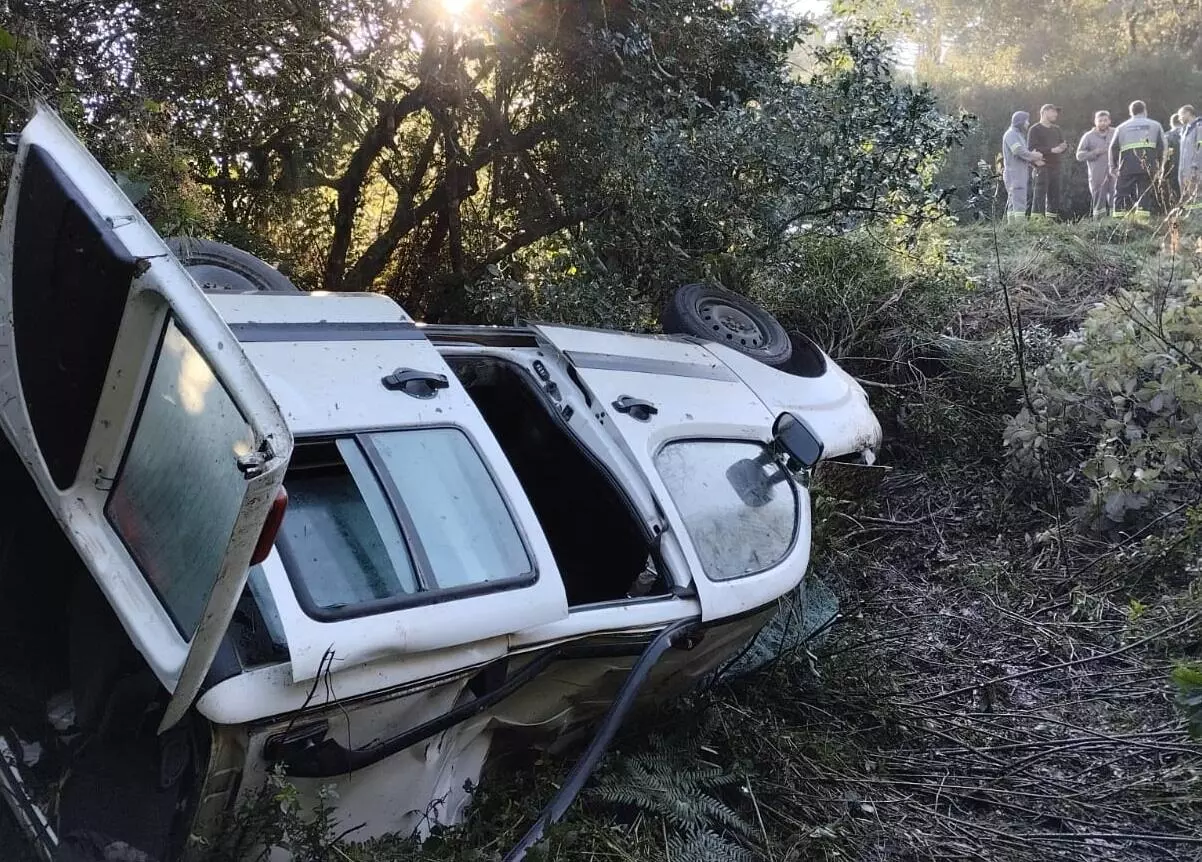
{"left": 1001, "top": 101, "right": 1202, "bottom": 221}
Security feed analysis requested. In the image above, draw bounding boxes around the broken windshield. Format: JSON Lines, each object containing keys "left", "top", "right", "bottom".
{"left": 277, "top": 428, "right": 534, "bottom": 619}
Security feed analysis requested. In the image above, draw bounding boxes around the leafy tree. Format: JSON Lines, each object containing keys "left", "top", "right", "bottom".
{"left": 11, "top": 0, "right": 968, "bottom": 319}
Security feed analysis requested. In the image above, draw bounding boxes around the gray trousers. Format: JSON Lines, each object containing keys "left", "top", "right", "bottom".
{"left": 1004, "top": 174, "right": 1028, "bottom": 218}
{"left": 1089, "top": 173, "right": 1115, "bottom": 216}
{"left": 1182, "top": 178, "right": 1202, "bottom": 213}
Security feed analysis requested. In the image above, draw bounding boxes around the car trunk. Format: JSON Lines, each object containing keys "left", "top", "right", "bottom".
{"left": 447, "top": 356, "right": 663, "bottom": 607}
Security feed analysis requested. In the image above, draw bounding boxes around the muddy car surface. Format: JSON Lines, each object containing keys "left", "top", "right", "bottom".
{"left": 0, "top": 107, "right": 881, "bottom": 861}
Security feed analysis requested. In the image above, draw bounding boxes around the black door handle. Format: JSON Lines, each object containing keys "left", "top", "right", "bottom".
{"left": 612, "top": 396, "right": 658, "bottom": 421}
{"left": 381, "top": 368, "right": 450, "bottom": 399}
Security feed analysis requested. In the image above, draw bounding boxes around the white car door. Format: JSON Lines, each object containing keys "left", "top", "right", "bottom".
{"left": 209, "top": 294, "right": 572, "bottom": 682}
{"left": 533, "top": 325, "right": 815, "bottom": 621}
{"left": 0, "top": 106, "right": 293, "bottom": 730}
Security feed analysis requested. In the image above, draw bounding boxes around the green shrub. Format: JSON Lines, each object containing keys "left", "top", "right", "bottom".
{"left": 748, "top": 226, "right": 968, "bottom": 360}
{"left": 1005, "top": 263, "right": 1202, "bottom": 528}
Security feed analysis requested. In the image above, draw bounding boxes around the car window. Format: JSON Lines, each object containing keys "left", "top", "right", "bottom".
{"left": 654, "top": 439, "right": 798, "bottom": 581}
{"left": 230, "top": 565, "right": 289, "bottom": 667}
{"left": 278, "top": 428, "right": 533, "bottom": 618}
{"left": 106, "top": 320, "right": 255, "bottom": 636}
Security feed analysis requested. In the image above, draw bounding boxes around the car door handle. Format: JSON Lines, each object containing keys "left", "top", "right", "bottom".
{"left": 381, "top": 368, "right": 450, "bottom": 399}
{"left": 612, "top": 396, "right": 658, "bottom": 421}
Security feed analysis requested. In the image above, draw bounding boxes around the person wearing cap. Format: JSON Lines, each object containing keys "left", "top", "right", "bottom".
{"left": 1002, "top": 111, "right": 1044, "bottom": 220}
{"left": 1179, "top": 105, "right": 1202, "bottom": 215}
{"left": 1027, "top": 104, "right": 1068, "bottom": 218}
{"left": 1109, "top": 100, "right": 1166, "bottom": 219}
{"left": 1163, "top": 112, "right": 1184, "bottom": 206}
{"left": 1076, "top": 110, "right": 1116, "bottom": 217}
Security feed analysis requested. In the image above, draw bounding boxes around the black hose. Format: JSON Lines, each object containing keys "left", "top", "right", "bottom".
{"left": 501, "top": 618, "right": 700, "bottom": 862}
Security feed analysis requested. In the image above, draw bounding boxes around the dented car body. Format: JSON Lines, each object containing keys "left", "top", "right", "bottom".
{"left": 0, "top": 107, "right": 880, "bottom": 860}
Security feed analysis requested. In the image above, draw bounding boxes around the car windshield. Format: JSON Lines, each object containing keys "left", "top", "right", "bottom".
{"left": 654, "top": 439, "right": 798, "bottom": 580}
{"left": 277, "top": 428, "right": 533, "bottom": 618}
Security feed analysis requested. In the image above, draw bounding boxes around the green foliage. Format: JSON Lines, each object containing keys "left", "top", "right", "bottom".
{"left": 207, "top": 768, "right": 342, "bottom": 862}
{"left": 749, "top": 226, "right": 968, "bottom": 358}
{"left": 10, "top": 0, "right": 968, "bottom": 317}
{"left": 547, "top": 21, "right": 971, "bottom": 308}
{"left": 468, "top": 246, "right": 655, "bottom": 331}
{"left": 593, "top": 734, "right": 756, "bottom": 860}
{"left": 594, "top": 737, "right": 753, "bottom": 839}
{"left": 666, "top": 828, "right": 757, "bottom": 862}
{"left": 1006, "top": 254, "right": 1202, "bottom": 527}
{"left": 1172, "top": 663, "right": 1202, "bottom": 739}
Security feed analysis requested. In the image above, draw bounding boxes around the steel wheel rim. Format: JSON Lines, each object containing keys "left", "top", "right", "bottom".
{"left": 697, "top": 298, "right": 767, "bottom": 348}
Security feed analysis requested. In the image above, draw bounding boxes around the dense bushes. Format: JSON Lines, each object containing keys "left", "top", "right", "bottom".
{"left": 1006, "top": 238, "right": 1202, "bottom": 528}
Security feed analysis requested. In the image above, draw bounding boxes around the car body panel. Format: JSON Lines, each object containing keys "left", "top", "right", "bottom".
{"left": 221, "top": 610, "right": 771, "bottom": 848}
{"left": 206, "top": 296, "right": 572, "bottom": 682}
{"left": 531, "top": 325, "right": 816, "bottom": 621}
{"left": 704, "top": 341, "right": 882, "bottom": 459}
{"left": 0, "top": 105, "right": 293, "bottom": 728}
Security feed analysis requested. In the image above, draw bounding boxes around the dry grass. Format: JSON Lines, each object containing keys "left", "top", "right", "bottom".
{"left": 725, "top": 461, "right": 1202, "bottom": 862}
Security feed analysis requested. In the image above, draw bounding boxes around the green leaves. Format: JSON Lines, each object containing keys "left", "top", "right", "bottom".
{"left": 594, "top": 734, "right": 758, "bottom": 861}
{"left": 1005, "top": 250, "right": 1202, "bottom": 529}
{"left": 1171, "top": 663, "right": 1202, "bottom": 739}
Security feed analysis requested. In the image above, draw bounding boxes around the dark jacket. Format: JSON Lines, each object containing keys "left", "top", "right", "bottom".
{"left": 1166, "top": 126, "right": 1183, "bottom": 176}
{"left": 1028, "top": 123, "right": 1066, "bottom": 166}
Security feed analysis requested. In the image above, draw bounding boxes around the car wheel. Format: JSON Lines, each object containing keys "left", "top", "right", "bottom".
{"left": 55, "top": 830, "right": 158, "bottom": 862}
{"left": 661, "top": 283, "right": 792, "bottom": 368}
{"left": 165, "top": 237, "right": 302, "bottom": 294}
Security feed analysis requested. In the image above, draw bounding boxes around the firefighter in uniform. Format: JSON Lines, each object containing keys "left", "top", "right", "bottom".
{"left": 1001, "top": 111, "right": 1044, "bottom": 220}
{"left": 1109, "top": 100, "right": 1166, "bottom": 219}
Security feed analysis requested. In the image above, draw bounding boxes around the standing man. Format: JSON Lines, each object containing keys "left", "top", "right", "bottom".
{"left": 1179, "top": 105, "right": 1201, "bottom": 215}
{"left": 1164, "top": 112, "right": 1184, "bottom": 206}
{"left": 1027, "top": 104, "right": 1069, "bottom": 218}
{"left": 1076, "top": 110, "right": 1116, "bottom": 217}
{"left": 1109, "top": 100, "right": 1166, "bottom": 219}
{"left": 1002, "top": 111, "right": 1044, "bottom": 220}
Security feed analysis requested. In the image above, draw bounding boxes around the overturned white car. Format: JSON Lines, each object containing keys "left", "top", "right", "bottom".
{"left": 0, "top": 107, "right": 881, "bottom": 861}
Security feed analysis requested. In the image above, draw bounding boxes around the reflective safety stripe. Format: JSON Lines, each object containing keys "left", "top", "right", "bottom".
{"left": 1120, "top": 141, "right": 1156, "bottom": 153}
{"left": 1009, "top": 142, "right": 1022, "bottom": 153}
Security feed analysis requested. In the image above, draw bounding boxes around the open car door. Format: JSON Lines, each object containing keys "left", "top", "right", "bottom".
{"left": 0, "top": 106, "right": 293, "bottom": 730}
{"left": 532, "top": 325, "right": 815, "bottom": 621}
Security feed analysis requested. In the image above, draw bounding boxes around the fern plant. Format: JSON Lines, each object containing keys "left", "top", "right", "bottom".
{"left": 593, "top": 735, "right": 757, "bottom": 861}
{"left": 667, "top": 828, "right": 757, "bottom": 862}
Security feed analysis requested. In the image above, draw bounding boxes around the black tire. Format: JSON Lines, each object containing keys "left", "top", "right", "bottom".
{"left": 661, "top": 283, "right": 792, "bottom": 368}
{"left": 165, "top": 237, "right": 302, "bottom": 294}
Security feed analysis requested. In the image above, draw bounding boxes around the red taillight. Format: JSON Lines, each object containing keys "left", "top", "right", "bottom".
{"left": 250, "top": 487, "right": 288, "bottom": 566}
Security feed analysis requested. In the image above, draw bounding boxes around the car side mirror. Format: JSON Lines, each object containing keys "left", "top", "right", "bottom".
{"left": 773, "top": 412, "right": 824, "bottom": 469}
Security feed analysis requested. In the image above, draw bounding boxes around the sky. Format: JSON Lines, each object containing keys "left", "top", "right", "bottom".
{"left": 780, "top": 0, "right": 921, "bottom": 74}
